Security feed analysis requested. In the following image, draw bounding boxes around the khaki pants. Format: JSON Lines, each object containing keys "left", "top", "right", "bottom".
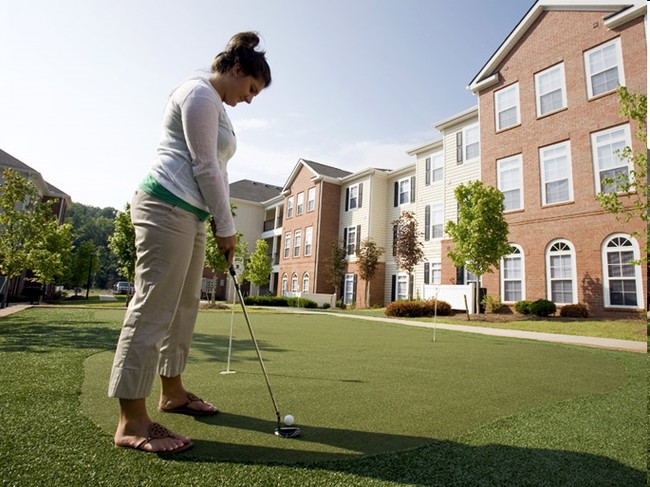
{"left": 108, "top": 190, "right": 206, "bottom": 399}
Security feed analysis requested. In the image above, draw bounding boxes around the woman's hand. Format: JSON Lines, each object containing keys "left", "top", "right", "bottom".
{"left": 210, "top": 218, "right": 236, "bottom": 266}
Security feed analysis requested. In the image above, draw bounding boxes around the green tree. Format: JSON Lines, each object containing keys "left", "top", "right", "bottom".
{"left": 325, "top": 240, "right": 347, "bottom": 300}
{"left": 108, "top": 204, "right": 136, "bottom": 285}
{"left": 29, "top": 219, "right": 74, "bottom": 298}
{"left": 204, "top": 223, "right": 247, "bottom": 304}
{"left": 445, "top": 180, "right": 512, "bottom": 312}
{"left": 392, "top": 210, "right": 424, "bottom": 300}
{"left": 68, "top": 241, "right": 100, "bottom": 297}
{"left": 244, "top": 239, "right": 272, "bottom": 293}
{"left": 356, "top": 237, "right": 384, "bottom": 308}
{"left": 596, "top": 87, "right": 648, "bottom": 262}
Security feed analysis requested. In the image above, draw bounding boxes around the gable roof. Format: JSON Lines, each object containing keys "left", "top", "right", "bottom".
{"left": 229, "top": 179, "right": 282, "bottom": 203}
{"left": 0, "top": 148, "right": 71, "bottom": 202}
{"left": 468, "top": 0, "right": 646, "bottom": 93}
{"left": 282, "top": 158, "right": 352, "bottom": 192}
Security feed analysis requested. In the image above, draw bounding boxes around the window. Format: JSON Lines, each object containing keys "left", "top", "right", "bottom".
{"left": 431, "top": 151, "right": 443, "bottom": 182}
{"left": 399, "top": 179, "right": 411, "bottom": 205}
{"left": 396, "top": 274, "right": 408, "bottom": 301}
{"left": 307, "top": 187, "right": 315, "bottom": 212}
{"left": 281, "top": 274, "right": 288, "bottom": 294}
{"left": 497, "top": 155, "right": 523, "bottom": 211}
{"left": 425, "top": 158, "right": 431, "bottom": 185}
{"left": 424, "top": 262, "right": 442, "bottom": 285}
{"left": 546, "top": 240, "right": 576, "bottom": 304}
{"left": 584, "top": 38, "right": 624, "bottom": 99}
{"left": 304, "top": 226, "right": 313, "bottom": 256}
{"left": 591, "top": 124, "right": 632, "bottom": 194}
{"left": 296, "top": 192, "right": 304, "bottom": 215}
{"left": 344, "top": 225, "right": 359, "bottom": 255}
{"left": 501, "top": 245, "right": 524, "bottom": 302}
{"left": 348, "top": 185, "right": 359, "bottom": 210}
{"left": 540, "top": 141, "right": 573, "bottom": 205}
{"left": 302, "top": 273, "right": 310, "bottom": 293}
{"left": 291, "top": 273, "right": 298, "bottom": 293}
{"left": 293, "top": 229, "right": 301, "bottom": 257}
{"left": 283, "top": 232, "right": 291, "bottom": 259}
{"left": 286, "top": 197, "right": 294, "bottom": 218}
{"left": 495, "top": 83, "right": 520, "bottom": 130}
{"left": 344, "top": 273, "right": 356, "bottom": 305}
{"left": 427, "top": 202, "right": 443, "bottom": 239}
{"left": 464, "top": 124, "right": 480, "bottom": 161}
{"left": 535, "top": 63, "right": 567, "bottom": 116}
{"left": 602, "top": 234, "right": 641, "bottom": 307}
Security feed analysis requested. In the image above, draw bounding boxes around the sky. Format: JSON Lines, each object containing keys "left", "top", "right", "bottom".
{"left": 0, "top": 0, "right": 534, "bottom": 210}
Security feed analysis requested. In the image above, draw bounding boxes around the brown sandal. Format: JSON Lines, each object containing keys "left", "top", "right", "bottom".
{"left": 116, "top": 422, "right": 193, "bottom": 454}
{"left": 160, "top": 391, "right": 219, "bottom": 417}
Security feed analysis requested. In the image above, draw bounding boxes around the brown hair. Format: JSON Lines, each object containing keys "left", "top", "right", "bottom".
{"left": 211, "top": 32, "right": 272, "bottom": 87}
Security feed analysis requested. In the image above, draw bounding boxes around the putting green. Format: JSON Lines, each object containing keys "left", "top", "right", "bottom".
{"left": 82, "top": 312, "right": 625, "bottom": 464}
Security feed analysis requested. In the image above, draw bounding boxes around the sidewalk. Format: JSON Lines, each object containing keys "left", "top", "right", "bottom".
{"left": 300, "top": 310, "right": 647, "bottom": 353}
{"left": 0, "top": 304, "right": 32, "bottom": 318}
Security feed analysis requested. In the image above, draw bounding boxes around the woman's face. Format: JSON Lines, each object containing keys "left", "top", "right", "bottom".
{"left": 223, "top": 65, "right": 265, "bottom": 107}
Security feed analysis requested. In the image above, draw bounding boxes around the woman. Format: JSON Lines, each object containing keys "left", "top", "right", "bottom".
{"left": 109, "top": 32, "right": 271, "bottom": 454}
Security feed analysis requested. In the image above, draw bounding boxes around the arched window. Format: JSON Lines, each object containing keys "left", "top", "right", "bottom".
{"left": 281, "top": 274, "right": 288, "bottom": 295}
{"left": 501, "top": 244, "right": 524, "bottom": 303}
{"left": 546, "top": 240, "right": 577, "bottom": 304}
{"left": 291, "top": 273, "right": 298, "bottom": 293}
{"left": 302, "top": 273, "right": 310, "bottom": 293}
{"left": 602, "top": 234, "right": 642, "bottom": 308}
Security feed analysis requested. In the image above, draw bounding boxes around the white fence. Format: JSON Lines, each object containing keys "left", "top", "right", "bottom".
{"left": 283, "top": 291, "right": 336, "bottom": 308}
{"left": 422, "top": 284, "right": 477, "bottom": 314}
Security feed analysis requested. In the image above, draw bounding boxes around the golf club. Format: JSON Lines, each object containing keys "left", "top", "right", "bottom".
{"left": 228, "top": 263, "right": 300, "bottom": 439}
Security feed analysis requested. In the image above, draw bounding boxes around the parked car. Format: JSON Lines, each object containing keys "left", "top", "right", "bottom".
{"left": 113, "top": 281, "right": 133, "bottom": 295}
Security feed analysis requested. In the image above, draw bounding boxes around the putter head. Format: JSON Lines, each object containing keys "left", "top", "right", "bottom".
{"left": 275, "top": 426, "right": 300, "bottom": 438}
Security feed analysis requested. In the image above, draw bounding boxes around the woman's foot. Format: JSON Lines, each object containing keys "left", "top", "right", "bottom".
{"left": 159, "top": 391, "right": 219, "bottom": 416}
{"left": 114, "top": 420, "right": 192, "bottom": 454}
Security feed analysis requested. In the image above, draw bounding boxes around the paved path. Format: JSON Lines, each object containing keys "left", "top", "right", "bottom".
{"left": 0, "top": 304, "right": 645, "bottom": 353}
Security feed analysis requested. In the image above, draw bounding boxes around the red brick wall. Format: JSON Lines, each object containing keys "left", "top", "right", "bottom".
{"left": 477, "top": 11, "right": 646, "bottom": 312}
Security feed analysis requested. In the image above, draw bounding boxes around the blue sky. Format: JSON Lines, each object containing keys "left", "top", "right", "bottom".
{"left": 0, "top": 0, "right": 533, "bottom": 210}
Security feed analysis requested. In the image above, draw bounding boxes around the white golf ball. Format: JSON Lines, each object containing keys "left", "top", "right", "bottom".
{"left": 283, "top": 414, "right": 294, "bottom": 426}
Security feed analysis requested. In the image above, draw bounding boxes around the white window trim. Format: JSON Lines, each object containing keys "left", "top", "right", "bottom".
{"left": 344, "top": 273, "right": 355, "bottom": 305}
{"left": 302, "top": 273, "right": 310, "bottom": 293}
{"left": 396, "top": 273, "right": 408, "bottom": 301}
{"left": 601, "top": 233, "right": 643, "bottom": 309}
{"left": 545, "top": 239, "right": 578, "bottom": 305}
{"left": 431, "top": 151, "right": 444, "bottom": 183}
{"left": 535, "top": 63, "right": 567, "bottom": 117}
{"left": 591, "top": 123, "right": 633, "bottom": 194}
{"left": 283, "top": 232, "right": 291, "bottom": 259}
{"left": 539, "top": 141, "right": 574, "bottom": 206}
{"left": 398, "top": 178, "right": 411, "bottom": 205}
{"left": 431, "top": 202, "right": 444, "bottom": 239}
{"left": 304, "top": 226, "right": 313, "bottom": 256}
{"left": 500, "top": 244, "right": 525, "bottom": 303}
{"left": 463, "top": 123, "right": 480, "bottom": 163}
{"left": 495, "top": 83, "right": 520, "bottom": 131}
{"left": 307, "top": 187, "right": 316, "bottom": 212}
{"left": 348, "top": 184, "right": 359, "bottom": 210}
{"left": 497, "top": 154, "right": 524, "bottom": 212}
{"left": 584, "top": 37, "right": 625, "bottom": 99}
{"left": 293, "top": 229, "right": 302, "bottom": 257}
{"left": 287, "top": 197, "right": 294, "bottom": 218}
{"left": 291, "top": 273, "right": 298, "bottom": 292}
{"left": 296, "top": 192, "right": 304, "bottom": 215}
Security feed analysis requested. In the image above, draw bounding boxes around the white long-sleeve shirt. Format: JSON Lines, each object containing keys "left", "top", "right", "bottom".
{"left": 149, "top": 77, "right": 236, "bottom": 237}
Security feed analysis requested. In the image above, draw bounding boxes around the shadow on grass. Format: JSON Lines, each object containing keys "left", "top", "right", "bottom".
{"left": 0, "top": 317, "right": 119, "bottom": 352}
{"left": 170, "top": 413, "right": 644, "bottom": 486}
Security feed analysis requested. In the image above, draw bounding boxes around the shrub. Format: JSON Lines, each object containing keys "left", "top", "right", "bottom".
{"left": 287, "top": 297, "right": 318, "bottom": 308}
{"left": 560, "top": 303, "right": 590, "bottom": 318}
{"left": 385, "top": 299, "right": 451, "bottom": 318}
{"left": 322, "top": 303, "right": 331, "bottom": 309}
{"left": 515, "top": 300, "right": 532, "bottom": 314}
{"left": 243, "top": 295, "right": 289, "bottom": 307}
{"left": 481, "top": 295, "right": 503, "bottom": 313}
{"left": 529, "top": 299, "right": 557, "bottom": 317}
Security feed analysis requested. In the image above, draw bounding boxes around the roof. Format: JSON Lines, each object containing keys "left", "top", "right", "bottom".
{"left": 282, "top": 158, "right": 353, "bottom": 192}
{"left": 229, "top": 179, "right": 282, "bottom": 203}
{"left": 468, "top": 0, "right": 646, "bottom": 93}
{"left": 0, "top": 148, "right": 71, "bottom": 202}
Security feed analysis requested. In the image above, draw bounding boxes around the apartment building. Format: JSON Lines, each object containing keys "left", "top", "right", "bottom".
{"left": 468, "top": 0, "right": 647, "bottom": 313}
{"left": 278, "top": 159, "right": 351, "bottom": 296}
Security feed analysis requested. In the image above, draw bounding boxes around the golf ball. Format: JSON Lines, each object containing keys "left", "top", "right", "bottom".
{"left": 283, "top": 414, "right": 294, "bottom": 426}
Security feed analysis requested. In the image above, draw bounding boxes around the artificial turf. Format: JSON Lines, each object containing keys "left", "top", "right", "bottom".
{"left": 0, "top": 307, "right": 646, "bottom": 486}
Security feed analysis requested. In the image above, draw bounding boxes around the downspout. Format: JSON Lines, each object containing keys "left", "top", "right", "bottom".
{"left": 313, "top": 180, "right": 323, "bottom": 291}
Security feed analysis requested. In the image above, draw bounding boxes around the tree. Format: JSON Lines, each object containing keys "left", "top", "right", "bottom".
{"left": 356, "top": 237, "right": 384, "bottom": 308}
{"left": 244, "top": 239, "right": 272, "bottom": 293}
{"left": 68, "top": 241, "right": 99, "bottom": 297}
{"left": 29, "top": 219, "right": 74, "bottom": 298}
{"left": 392, "top": 210, "right": 424, "bottom": 300}
{"left": 108, "top": 204, "right": 136, "bottom": 285}
{"left": 325, "top": 240, "right": 347, "bottom": 299}
{"left": 0, "top": 169, "right": 71, "bottom": 307}
{"left": 596, "top": 86, "right": 648, "bottom": 262}
{"left": 204, "top": 224, "right": 247, "bottom": 304}
{"left": 445, "top": 180, "right": 512, "bottom": 312}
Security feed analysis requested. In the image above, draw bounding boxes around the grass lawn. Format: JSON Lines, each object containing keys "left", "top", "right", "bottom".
{"left": 0, "top": 307, "right": 646, "bottom": 486}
